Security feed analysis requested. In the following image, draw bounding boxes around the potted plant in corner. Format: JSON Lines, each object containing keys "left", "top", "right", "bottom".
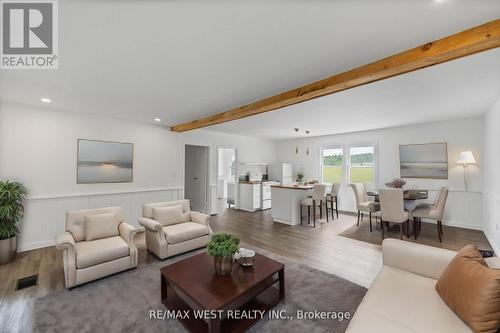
{"left": 0, "top": 180, "right": 29, "bottom": 264}
{"left": 207, "top": 233, "right": 240, "bottom": 275}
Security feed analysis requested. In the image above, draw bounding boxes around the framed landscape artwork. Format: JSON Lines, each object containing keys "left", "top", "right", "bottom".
{"left": 77, "top": 139, "right": 134, "bottom": 183}
{"left": 399, "top": 142, "right": 448, "bottom": 179}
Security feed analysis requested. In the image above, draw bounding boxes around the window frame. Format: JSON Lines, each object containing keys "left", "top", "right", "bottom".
{"left": 319, "top": 146, "right": 345, "bottom": 185}
{"left": 347, "top": 144, "right": 378, "bottom": 185}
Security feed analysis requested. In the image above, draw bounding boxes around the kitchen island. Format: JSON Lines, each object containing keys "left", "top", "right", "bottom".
{"left": 271, "top": 184, "right": 313, "bottom": 226}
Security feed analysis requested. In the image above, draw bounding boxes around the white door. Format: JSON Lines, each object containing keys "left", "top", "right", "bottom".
{"left": 184, "top": 145, "right": 208, "bottom": 213}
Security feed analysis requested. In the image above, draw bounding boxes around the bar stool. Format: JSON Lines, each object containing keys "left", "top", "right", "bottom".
{"left": 326, "top": 183, "right": 340, "bottom": 220}
{"left": 300, "top": 184, "right": 327, "bottom": 227}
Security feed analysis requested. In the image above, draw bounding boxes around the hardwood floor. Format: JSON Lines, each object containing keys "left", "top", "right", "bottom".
{"left": 210, "top": 204, "right": 382, "bottom": 288}
{"left": 0, "top": 202, "right": 493, "bottom": 332}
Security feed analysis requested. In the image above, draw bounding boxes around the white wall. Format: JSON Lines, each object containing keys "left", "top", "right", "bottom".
{"left": 276, "top": 117, "right": 484, "bottom": 230}
{"left": 0, "top": 101, "right": 277, "bottom": 250}
{"left": 483, "top": 98, "right": 500, "bottom": 254}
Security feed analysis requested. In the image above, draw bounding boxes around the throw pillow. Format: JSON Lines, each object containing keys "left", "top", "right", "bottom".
{"left": 436, "top": 244, "right": 500, "bottom": 333}
{"left": 153, "top": 205, "right": 186, "bottom": 226}
{"left": 85, "top": 212, "right": 120, "bottom": 241}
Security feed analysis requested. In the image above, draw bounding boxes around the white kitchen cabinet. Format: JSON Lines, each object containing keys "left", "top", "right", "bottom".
{"left": 239, "top": 183, "right": 261, "bottom": 212}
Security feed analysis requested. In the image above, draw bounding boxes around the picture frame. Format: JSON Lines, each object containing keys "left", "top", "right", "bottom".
{"left": 399, "top": 142, "right": 448, "bottom": 179}
{"left": 77, "top": 139, "right": 134, "bottom": 184}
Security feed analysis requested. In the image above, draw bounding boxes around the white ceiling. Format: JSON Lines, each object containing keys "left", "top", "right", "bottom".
{"left": 0, "top": 0, "right": 499, "bottom": 139}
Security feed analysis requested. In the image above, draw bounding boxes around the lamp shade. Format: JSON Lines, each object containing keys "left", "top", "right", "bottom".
{"left": 457, "top": 151, "right": 476, "bottom": 165}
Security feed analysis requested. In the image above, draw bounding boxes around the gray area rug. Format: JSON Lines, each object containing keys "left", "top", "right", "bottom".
{"left": 33, "top": 247, "right": 366, "bottom": 333}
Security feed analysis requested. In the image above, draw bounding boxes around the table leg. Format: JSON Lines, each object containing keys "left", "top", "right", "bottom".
{"left": 208, "top": 318, "right": 221, "bottom": 333}
{"left": 413, "top": 217, "right": 418, "bottom": 240}
{"left": 161, "top": 274, "right": 168, "bottom": 304}
{"left": 278, "top": 268, "right": 285, "bottom": 300}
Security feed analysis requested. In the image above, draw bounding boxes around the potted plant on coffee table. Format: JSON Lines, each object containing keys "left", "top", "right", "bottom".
{"left": 207, "top": 233, "right": 240, "bottom": 275}
{"left": 0, "top": 180, "right": 29, "bottom": 264}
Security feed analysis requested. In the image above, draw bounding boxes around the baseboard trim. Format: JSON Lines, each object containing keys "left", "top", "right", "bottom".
{"left": 484, "top": 230, "right": 500, "bottom": 255}
{"left": 440, "top": 220, "right": 482, "bottom": 230}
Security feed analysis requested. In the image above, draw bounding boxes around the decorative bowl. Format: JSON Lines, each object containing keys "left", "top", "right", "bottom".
{"left": 234, "top": 248, "right": 256, "bottom": 267}
{"left": 385, "top": 178, "right": 406, "bottom": 189}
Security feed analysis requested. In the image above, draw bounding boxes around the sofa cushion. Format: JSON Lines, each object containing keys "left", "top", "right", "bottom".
{"left": 436, "top": 245, "right": 500, "bottom": 333}
{"left": 153, "top": 205, "right": 186, "bottom": 226}
{"left": 163, "top": 222, "right": 209, "bottom": 244}
{"left": 347, "top": 265, "right": 472, "bottom": 333}
{"left": 346, "top": 307, "right": 416, "bottom": 333}
{"left": 76, "top": 236, "right": 129, "bottom": 269}
{"left": 85, "top": 212, "right": 120, "bottom": 241}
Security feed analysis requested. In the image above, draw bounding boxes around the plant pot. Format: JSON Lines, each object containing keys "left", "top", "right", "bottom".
{"left": 213, "top": 255, "right": 233, "bottom": 275}
{"left": 0, "top": 236, "right": 17, "bottom": 265}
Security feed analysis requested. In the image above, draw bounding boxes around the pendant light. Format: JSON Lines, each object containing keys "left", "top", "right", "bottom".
{"left": 305, "top": 130, "right": 310, "bottom": 156}
{"left": 294, "top": 128, "right": 299, "bottom": 154}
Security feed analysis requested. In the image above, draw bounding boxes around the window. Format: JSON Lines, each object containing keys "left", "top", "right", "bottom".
{"left": 348, "top": 145, "right": 375, "bottom": 184}
{"left": 320, "top": 147, "right": 343, "bottom": 184}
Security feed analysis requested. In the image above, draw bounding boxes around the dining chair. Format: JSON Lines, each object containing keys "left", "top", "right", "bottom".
{"left": 412, "top": 187, "right": 449, "bottom": 242}
{"left": 379, "top": 188, "right": 409, "bottom": 240}
{"left": 415, "top": 186, "right": 444, "bottom": 210}
{"left": 350, "top": 183, "right": 380, "bottom": 232}
{"left": 301, "top": 184, "right": 327, "bottom": 227}
{"left": 364, "top": 183, "right": 375, "bottom": 201}
{"left": 326, "top": 183, "right": 340, "bottom": 219}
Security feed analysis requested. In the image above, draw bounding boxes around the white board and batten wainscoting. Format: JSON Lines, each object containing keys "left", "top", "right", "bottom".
{"left": 19, "top": 188, "right": 184, "bottom": 252}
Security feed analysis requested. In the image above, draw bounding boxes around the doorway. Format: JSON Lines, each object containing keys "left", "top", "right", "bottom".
{"left": 217, "top": 148, "right": 236, "bottom": 212}
{"left": 184, "top": 144, "right": 209, "bottom": 213}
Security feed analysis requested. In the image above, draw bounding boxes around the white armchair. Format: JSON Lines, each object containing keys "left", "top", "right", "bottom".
{"left": 55, "top": 207, "right": 138, "bottom": 288}
{"left": 139, "top": 199, "right": 212, "bottom": 259}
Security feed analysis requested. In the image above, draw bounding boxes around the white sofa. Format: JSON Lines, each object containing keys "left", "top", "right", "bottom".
{"left": 139, "top": 199, "right": 212, "bottom": 259}
{"left": 55, "top": 207, "right": 138, "bottom": 288}
{"left": 347, "top": 239, "right": 475, "bottom": 333}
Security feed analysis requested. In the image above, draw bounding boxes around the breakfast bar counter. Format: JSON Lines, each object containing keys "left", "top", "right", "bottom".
{"left": 271, "top": 184, "right": 313, "bottom": 226}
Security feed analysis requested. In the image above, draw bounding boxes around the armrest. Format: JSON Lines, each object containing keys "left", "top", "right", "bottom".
{"left": 55, "top": 231, "right": 75, "bottom": 250}
{"left": 485, "top": 257, "right": 500, "bottom": 269}
{"left": 382, "top": 239, "right": 456, "bottom": 280}
{"left": 119, "top": 223, "right": 137, "bottom": 245}
{"left": 138, "top": 217, "right": 162, "bottom": 231}
{"left": 191, "top": 211, "right": 210, "bottom": 226}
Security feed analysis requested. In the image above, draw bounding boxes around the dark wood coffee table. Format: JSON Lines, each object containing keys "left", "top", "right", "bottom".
{"left": 160, "top": 252, "right": 284, "bottom": 333}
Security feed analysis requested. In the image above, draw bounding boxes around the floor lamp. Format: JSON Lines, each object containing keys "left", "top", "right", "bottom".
{"left": 457, "top": 151, "right": 476, "bottom": 191}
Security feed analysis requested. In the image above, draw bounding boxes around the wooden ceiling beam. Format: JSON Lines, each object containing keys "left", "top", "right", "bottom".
{"left": 170, "top": 19, "right": 500, "bottom": 132}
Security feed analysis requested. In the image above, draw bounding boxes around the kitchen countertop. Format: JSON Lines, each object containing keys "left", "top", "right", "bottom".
{"left": 271, "top": 184, "right": 314, "bottom": 190}
{"left": 239, "top": 180, "right": 279, "bottom": 184}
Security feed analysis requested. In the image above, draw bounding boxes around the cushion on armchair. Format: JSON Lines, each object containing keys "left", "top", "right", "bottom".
{"left": 163, "top": 222, "right": 209, "bottom": 244}
{"left": 76, "top": 236, "right": 129, "bottom": 269}
{"left": 153, "top": 205, "right": 187, "bottom": 226}
{"left": 85, "top": 212, "right": 120, "bottom": 241}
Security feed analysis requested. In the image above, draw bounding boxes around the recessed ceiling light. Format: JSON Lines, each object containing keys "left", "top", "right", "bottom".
{"left": 154, "top": 118, "right": 161, "bottom": 122}
{"left": 40, "top": 98, "right": 51, "bottom": 103}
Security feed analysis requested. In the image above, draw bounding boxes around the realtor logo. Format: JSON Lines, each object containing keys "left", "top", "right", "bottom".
{"left": 1, "top": 0, "right": 58, "bottom": 69}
